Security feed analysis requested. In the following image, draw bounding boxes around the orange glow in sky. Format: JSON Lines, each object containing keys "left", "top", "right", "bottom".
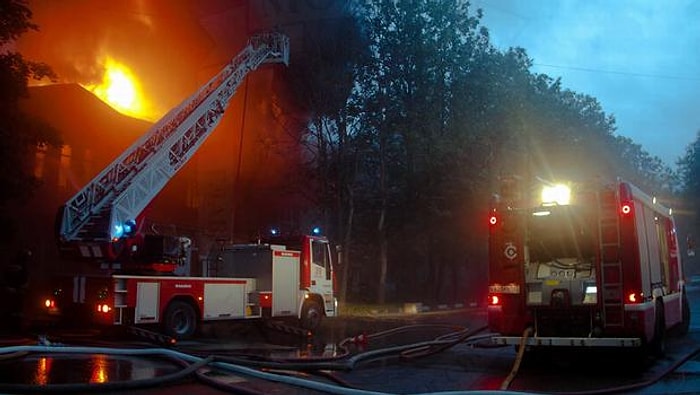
{"left": 83, "top": 57, "right": 158, "bottom": 121}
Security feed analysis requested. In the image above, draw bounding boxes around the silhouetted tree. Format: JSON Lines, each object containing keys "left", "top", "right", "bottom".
{"left": 359, "top": 0, "right": 490, "bottom": 303}
{"left": 678, "top": 130, "right": 700, "bottom": 233}
{"left": 283, "top": 5, "right": 370, "bottom": 304}
{"left": 0, "top": 0, "right": 60, "bottom": 244}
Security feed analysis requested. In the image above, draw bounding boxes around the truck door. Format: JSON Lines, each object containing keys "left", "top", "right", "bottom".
{"left": 310, "top": 239, "right": 335, "bottom": 314}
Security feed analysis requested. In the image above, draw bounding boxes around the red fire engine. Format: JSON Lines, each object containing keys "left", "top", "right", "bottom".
{"left": 487, "top": 176, "right": 690, "bottom": 355}
{"left": 42, "top": 32, "right": 338, "bottom": 339}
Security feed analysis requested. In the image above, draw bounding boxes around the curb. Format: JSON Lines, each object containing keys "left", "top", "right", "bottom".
{"left": 403, "top": 302, "right": 479, "bottom": 314}
{"left": 350, "top": 302, "right": 482, "bottom": 317}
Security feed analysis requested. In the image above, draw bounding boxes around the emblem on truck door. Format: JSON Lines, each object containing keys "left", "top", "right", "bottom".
{"left": 504, "top": 242, "right": 518, "bottom": 260}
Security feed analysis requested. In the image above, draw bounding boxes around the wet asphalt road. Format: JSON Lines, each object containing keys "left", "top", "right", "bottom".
{"left": 2, "top": 285, "right": 700, "bottom": 394}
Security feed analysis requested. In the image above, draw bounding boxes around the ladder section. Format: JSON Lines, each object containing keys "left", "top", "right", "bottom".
{"left": 598, "top": 186, "right": 624, "bottom": 328}
{"left": 59, "top": 32, "right": 289, "bottom": 244}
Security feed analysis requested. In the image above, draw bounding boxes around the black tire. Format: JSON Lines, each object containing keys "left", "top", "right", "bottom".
{"left": 300, "top": 300, "right": 323, "bottom": 330}
{"left": 650, "top": 298, "right": 666, "bottom": 357}
{"left": 163, "top": 300, "right": 197, "bottom": 340}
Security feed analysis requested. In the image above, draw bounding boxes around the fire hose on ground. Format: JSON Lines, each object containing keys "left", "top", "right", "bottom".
{"left": 1, "top": 322, "right": 697, "bottom": 395}
{"left": 0, "top": 343, "right": 533, "bottom": 395}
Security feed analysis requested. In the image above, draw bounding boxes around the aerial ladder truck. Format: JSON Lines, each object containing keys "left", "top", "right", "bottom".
{"left": 44, "top": 32, "right": 337, "bottom": 340}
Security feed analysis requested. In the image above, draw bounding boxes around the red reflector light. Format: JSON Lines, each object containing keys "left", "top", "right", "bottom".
{"left": 259, "top": 293, "right": 272, "bottom": 308}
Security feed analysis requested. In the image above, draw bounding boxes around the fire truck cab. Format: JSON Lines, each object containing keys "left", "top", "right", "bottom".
{"left": 488, "top": 177, "right": 690, "bottom": 355}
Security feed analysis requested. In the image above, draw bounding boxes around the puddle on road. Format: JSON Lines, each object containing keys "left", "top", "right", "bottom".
{"left": 0, "top": 353, "right": 180, "bottom": 385}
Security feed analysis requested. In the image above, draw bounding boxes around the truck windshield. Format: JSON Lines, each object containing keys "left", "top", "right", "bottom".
{"left": 527, "top": 205, "right": 596, "bottom": 263}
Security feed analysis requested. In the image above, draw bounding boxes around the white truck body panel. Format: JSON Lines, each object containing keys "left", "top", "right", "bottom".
{"left": 203, "top": 282, "right": 248, "bottom": 320}
{"left": 272, "top": 248, "right": 300, "bottom": 316}
{"left": 135, "top": 282, "right": 159, "bottom": 324}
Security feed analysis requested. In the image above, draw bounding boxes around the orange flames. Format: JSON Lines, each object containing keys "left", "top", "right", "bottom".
{"left": 82, "top": 56, "right": 158, "bottom": 121}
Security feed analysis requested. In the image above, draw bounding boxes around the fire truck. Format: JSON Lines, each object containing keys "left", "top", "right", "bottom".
{"left": 487, "top": 176, "right": 690, "bottom": 355}
{"left": 43, "top": 32, "right": 338, "bottom": 339}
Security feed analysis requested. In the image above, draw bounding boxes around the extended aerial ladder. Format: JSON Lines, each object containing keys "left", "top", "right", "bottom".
{"left": 58, "top": 32, "right": 289, "bottom": 260}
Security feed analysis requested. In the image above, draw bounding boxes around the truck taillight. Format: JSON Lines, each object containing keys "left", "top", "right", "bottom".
{"left": 489, "top": 295, "right": 501, "bottom": 306}
{"left": 627, "top": 292, "right": 642, "bottom": 304}
{"left": 97, "top": 304, "right": 111, "bottom": 313}
{"left": 621, "top": 203, "right": 632, "bottom": 215}
{"left": 489, "top": 214, "right": 498, "bottom": 226}
{"left": 44, "top": 299, "right": 55, "bottom": 308}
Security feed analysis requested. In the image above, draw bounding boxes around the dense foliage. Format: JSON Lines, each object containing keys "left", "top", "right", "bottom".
{"left": 678, "top": 131, "right": 700, "bottom": 235}
{"left": 0, "top": 0, "right": 59, "bottom": 244}
{"left": 288, "top": 0, "right": 679, "bottom": 304}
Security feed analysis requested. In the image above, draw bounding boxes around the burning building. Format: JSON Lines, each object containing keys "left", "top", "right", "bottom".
{"left": 7, "top": 0, "right": 353, "bottom": 320}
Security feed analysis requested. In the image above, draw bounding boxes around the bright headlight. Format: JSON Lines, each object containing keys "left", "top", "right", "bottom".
{"left": 541, "top": 184, "right": 571, "bottom": 206}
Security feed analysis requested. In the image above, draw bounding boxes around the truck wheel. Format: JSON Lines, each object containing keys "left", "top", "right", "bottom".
{"left": 650, "top": 298, "right": 666, "bottom": 357}
{"left": 163, "top": 300, "right": 197, "bottom": 340}
{"left": 300, "top": 300, "right": 323, "bottom": 330}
